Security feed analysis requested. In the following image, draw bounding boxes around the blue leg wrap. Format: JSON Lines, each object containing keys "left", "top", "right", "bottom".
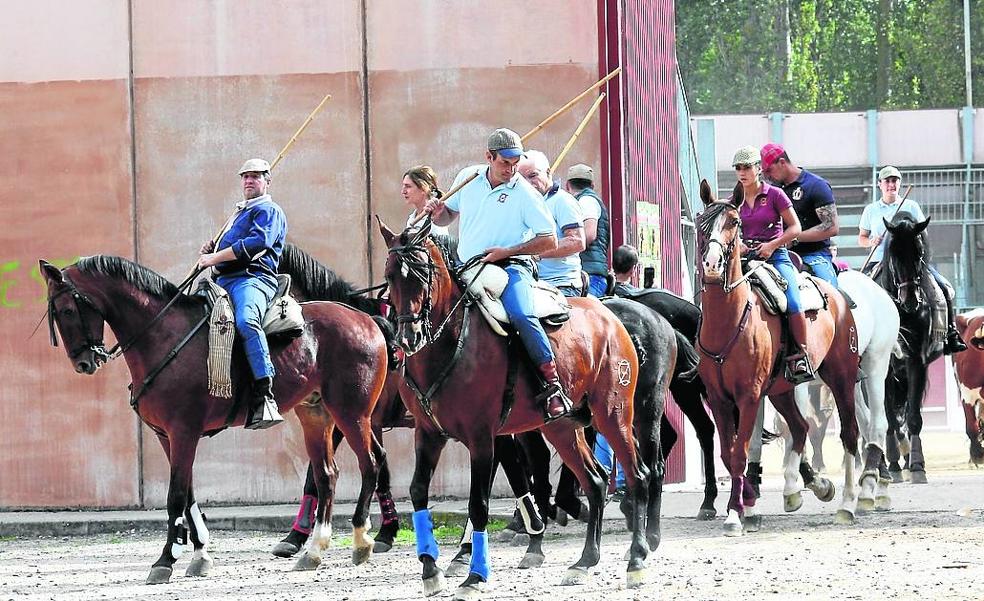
{"left": 469, "top": 530, "right": 490, "bottom": 581}
{"left": 413, "top": 509, "right": 439, "bottom": 561}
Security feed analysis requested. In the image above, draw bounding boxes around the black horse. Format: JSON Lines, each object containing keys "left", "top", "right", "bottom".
{"left": 875, "top": 213, "right": 943, "bottom": 484}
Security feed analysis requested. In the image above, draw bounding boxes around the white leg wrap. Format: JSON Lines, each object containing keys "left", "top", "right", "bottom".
{"left": 783, "top": 451, "right": 802, "bottom": 496}
{"left": 517, "top": 494, "right": 545, "bottom": 535}
{"left": 189, "top": 502, "right": 209, "bottom": 547}
{"left": 170, "top": 516, "right": 186, "bottom": 560}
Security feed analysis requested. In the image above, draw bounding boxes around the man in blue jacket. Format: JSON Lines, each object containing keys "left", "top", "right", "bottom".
{"left": 198, "top": 158, "right": 288, "bottom": 429}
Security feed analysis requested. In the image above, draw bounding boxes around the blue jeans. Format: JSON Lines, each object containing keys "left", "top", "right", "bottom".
{"left": 217, "top": 275, "right": 276, "bottom": 379}
{"left": 768, "top": 248, "right": 802, "bottom": 313}
{"left": 501, "top": 264, "right": 554, "bottom": 366}
{"left": 593, "top": 433, "right": 625, "bottom": 489}
{"left": 587, "top": 274, "right": 608, "bottom": 297}
{"left": 800, "top": 250, "right": 838, "bottom": 288}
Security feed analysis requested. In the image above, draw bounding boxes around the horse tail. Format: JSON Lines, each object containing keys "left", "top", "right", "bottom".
{"left": 370, "top": 315, "right": 403, "bottom": 371}
{"left": 673, "top": 330, "right": 700, "bottom": 382}
{"left": 761, "top": 428, "right": 781, "bottom": 445}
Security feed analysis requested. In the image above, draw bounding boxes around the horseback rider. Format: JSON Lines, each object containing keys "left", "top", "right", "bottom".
{"left": 732, "top": 145, "right": 814, "bottom": 382}
{"left": 426, "top": 128, "right": 573, "bottom": 420}
{"left": 859, "top": 165, "right": 967, "bottom": 354}
{"left": 565, "top": 163, "right": 610, "bottom": 297}
{"left": 760, "top": 143, "right": 840, "bottom": 287}
{"left": 518, "top": 150, "right": 586, "bottom": 298}
{"left": 198, "top": 158, "right": 288, "bottom": 429}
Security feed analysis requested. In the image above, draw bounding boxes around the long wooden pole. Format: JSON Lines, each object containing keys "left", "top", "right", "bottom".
{"left": 189, "top": 93, "right": 333, "bottom": 278}
{"left": 860, "top": 183, "right": 913, "bottom": 273}
{"left": 550, "top": 93, "right": 606, "bottom": 175}
{"left": 408, "top": 71, "right": 622, "bottom": 229}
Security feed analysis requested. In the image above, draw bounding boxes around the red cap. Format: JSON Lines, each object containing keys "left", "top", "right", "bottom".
{"left": 760, "top": 143, "right": 786, "bottom": 171}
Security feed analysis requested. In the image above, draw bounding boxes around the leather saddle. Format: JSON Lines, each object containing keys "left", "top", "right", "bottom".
{"left": 744, "top": 260, "right": 827, "bottom": 316}
{"left": 198, "top": 274, "right": 304, "bottom": 338}
{"left": 458, "top": 263, "right": 571, "bottom": 336}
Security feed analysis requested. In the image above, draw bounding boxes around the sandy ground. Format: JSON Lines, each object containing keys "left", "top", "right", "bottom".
{"left": 2, "top": 432, "right": 983, "bottom": 600}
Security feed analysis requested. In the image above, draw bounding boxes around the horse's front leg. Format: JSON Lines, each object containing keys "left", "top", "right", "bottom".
{"left": 705, "top": 395, "right": 744, "bottom": 537}
{"left": 906, "top": 358, "right": 929, "bottom": 483}
{"left": 147, "top": 434, "right": 199, "bottom": 585}
{"left": 410, "top": 429, "right": 448, "bottom": 597}
{"left": 183, "top": 486, "right": 213, "bottom": 578}
{"left": 453, "top": 441, "right": 496, "bottom": 601}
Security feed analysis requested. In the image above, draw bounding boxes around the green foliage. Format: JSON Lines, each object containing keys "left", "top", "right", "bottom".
{"left": 677, "top": 0, "right": 984, "bottom": 113}
{"left": 333, "top": 517, "right": 509, "bottom": 548}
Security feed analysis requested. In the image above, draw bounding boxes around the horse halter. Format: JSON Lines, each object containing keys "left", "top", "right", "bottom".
{"left": 47, "top": 275, "right": 110, "bottom": 365}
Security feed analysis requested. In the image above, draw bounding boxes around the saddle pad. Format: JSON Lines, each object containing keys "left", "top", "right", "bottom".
{"left": 261, "top": 274, "right": 304, "bottom": 338}
{"left": 460, "top": 263, "right": 572, "bottom": 337}
{"left": 749, "top": 261, "right": 826, "bottom": 315}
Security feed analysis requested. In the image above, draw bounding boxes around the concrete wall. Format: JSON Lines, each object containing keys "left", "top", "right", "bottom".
{"left": 699, "top": 108, "right": 982, "bottom": 171}
{"left": 0, "top": 0, "right": 610, "bottom": 508}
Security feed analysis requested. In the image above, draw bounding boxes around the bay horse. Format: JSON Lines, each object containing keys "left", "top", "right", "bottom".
{"left": 40, "top": 256, "right": 388, "bottom": 584}
{"left": 696, "top": 181, "right": 860, "bottom": 536}
{"left": 953, "top": 309, "right": 984, "bottom": 467}
{"left": 380, "top": 219, "right": 655, "bottom": 598}
{"left": 273, "top": 243, "right": 550, "bottom": 570}
{"left": 875, "top": 213, "right": 943, "bottom": 483}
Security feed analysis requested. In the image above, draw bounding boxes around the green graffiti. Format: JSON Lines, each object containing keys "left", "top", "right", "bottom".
{"left": 0, "top": 260, "right": 21, "bottom": 308}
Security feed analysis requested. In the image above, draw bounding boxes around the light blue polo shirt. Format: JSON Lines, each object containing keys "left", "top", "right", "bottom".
{"left": 446, "top": 166, "right": 556, "bottom": 263}
{"left": 858, "top": 197, "right": 925, "bottom": 262}
{"left": 538, "top": 185, "right": 584, "bottom": 288}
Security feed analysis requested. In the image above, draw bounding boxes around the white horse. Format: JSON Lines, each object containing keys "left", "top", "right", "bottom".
{"left": 748, "top": 269, "right": 901, "bottom": 518}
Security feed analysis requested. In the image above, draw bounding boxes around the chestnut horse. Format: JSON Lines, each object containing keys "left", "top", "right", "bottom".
{"left": 41, "top": 257, "right": 387, "bottom": 584}
{"left": 380, "top": 220, "right": 652, "bottom": 599}
{"left": 953, "top": 309, "right": 984, "bottom": 467}
{"left": 696, "top": 181, "right": 860, "bottom": 536}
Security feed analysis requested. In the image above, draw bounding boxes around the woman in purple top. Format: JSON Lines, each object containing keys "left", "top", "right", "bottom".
{"left": 731, "top": 145, "right": 813, "bottom": 381}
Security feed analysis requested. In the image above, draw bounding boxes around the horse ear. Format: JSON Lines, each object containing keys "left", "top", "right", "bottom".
{"left": 39, "top": 260, "right": 63, "bottom": 285}
{"left": 376, "top": 215, "right": 396, "bottom": 247}
{"left": 699, "top": 179, "right": 715, "bottom": 205}
{"left": 913, "top": 216, "right": 931, "bottom": 234}
{"left": 730, "top": 182, "right": 744, "bottom": 207}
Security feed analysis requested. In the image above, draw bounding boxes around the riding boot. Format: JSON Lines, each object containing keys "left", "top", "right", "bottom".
{"left": 537, "top": 360, "right": 573, "bottom": 421}
{"left": 942, "top": 296, "right": 968, "bottom": 354}
{"left": 246, "top": 376, "right": 283, "bottom": 430}
{"left": 786, "top": 313, "right": 815, "bottom": 384}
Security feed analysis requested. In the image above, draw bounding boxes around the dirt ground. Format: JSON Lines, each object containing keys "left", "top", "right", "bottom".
{"left": 2, "top": 431, "right": 983, "bottom": 600}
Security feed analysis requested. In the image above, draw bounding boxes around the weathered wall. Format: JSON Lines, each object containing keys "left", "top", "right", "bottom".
{"left": 1, "top": 0, "right": 682, "bottom": 508}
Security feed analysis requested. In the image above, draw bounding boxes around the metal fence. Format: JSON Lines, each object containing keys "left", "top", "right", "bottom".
{"left": 677, "top": 67, "right": 700, "bottom": 298}
{"left": 901, "top": 168, "right": 984, "bottom": 224}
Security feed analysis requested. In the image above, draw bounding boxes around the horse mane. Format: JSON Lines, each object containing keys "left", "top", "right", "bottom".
{"left": 430, "top": 233, "right": 458, "bottom": 261}
{"left": 278, "top": 243, "right": 380, "bottom": 314}
{"left": 695, "top": 201, "right": 733, "bottom": 239}
{"left": 76, "top": 256, "right": 182, "bottom": 300}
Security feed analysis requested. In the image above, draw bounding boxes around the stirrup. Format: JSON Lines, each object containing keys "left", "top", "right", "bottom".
{"left": 246, "top": 398, "right": 284, "bottom": 430}
{"left": 785, "top": 353, "right": 815, "bottom": 385}
{"left": 540, "top": 385, "right": 573, "bottom": 423}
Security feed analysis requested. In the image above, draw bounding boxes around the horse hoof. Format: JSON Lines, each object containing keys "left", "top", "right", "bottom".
{"left": 352, "top": 545, "right": 372, "bottom": 566}
{"left": 272, "top": 541, "right": 301, "bottom": 558}
{"left": 784, "top": 492, "right": 803, "bottom": 512}
{"left": 696, "top": 507, "right": 717, "bottom": 521}
{"left": 422, "top": 569, "right": 446, "bottom": 597}
{"left": 452, "top": 581, "right": 486, "bottom": 601}
{"left": 857, "top": 497, "right": 875, "bottom": 513}
{"left": 626, "top": 567, "right": 647, "bottom": 589}
{"left": 372, "top": 540, "right": 393, "bottom": 554}
{"left": 561, "top": 566, "right": 590, "bottom": 586}
{"left": 510, "top": 533, "right": 530, "bottom": 547}
{"left": 889, "top": 470, "right": 903, "bottom": 484}
{"left": 875, "top": 496, "right": 892, "bottom": 512}
{"left": 554, "top": 509, "right": 569, "bottom": 527}
{"left": 722, "top": 522, "right": 743, "bottom": 537}
{"left": 146, "top": 565, "right": 173, "bottom": 585}
{"left": 445, "top": 556, "right": 470, "bottom": 578}
{"left": 834, "top": 509, "right": 856, "bottom": 525}
{"left": 814, "top": 479, "right": 836, "bottom": 503}
{"left": 292, "top": 552, "right": 322, "bottom": 571}
{"left": 518, "top": 552, "right": 544, "bottom": 569}
{"left": 744, "top": 514, "right": 762, "bottom": 532}
{"left": 185, "top": 556, "right": 213, "bottom": 577}
{"left": 910, "top": 470, "right": 928, "bottom": 484}
{"left": 495, "top": 528, "right": 518, "bottom": 543}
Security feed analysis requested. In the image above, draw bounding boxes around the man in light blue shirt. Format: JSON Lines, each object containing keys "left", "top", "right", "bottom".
{"left": 518, "top": 150, "right": 585, "bottom": 297}
{"left": 859, "top": 165, "right": 966, "bottom": 354}
{"left": 429, "top": 128, "right": 574, "bottom": 420}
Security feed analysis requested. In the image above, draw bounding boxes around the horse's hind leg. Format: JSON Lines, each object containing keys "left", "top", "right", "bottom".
{"left": 371, "top": 426, "right": 401, "bottom": 553}
{"left": 492, "top": 435, "right": 545, "bottom": 569}
{"left": 332, "top": 412, "right": 380, "bottom": 565}
{"left": 768, "top": 390, "right": 816, "bottom": 515}
{"left": 183, "top": 486, "right": 213, "bottom": 577}
{"left": 147, "top": 434, "right": 199, "bottom": 585}
{"left": 540, "top": 424, "right": 607, "bottom": 587}
{"left": 818, "top": 345, "right": 861, "bottom": 524}
{"left": 294, "top": 420, "right": 339, "bottom": 571}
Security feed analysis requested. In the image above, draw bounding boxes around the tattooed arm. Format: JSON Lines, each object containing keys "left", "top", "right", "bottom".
{"left": 797, "top": 204, "right": 839, "bottom": 243}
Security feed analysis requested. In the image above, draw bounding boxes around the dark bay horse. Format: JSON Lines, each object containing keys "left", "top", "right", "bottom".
{"left": 875, "top": 214, "right": 944, "bottom": 483}
{"left": 272, "top": 244, "right": 549, "bottom": 570}
{"left": 696, "top": 181, "right": 860, "bottom": 536}
{"left": 41, "top": 257, "right": 388, "bottom": 584}
{"left": 380, "top": 220, "right": 656, "bottom": 598}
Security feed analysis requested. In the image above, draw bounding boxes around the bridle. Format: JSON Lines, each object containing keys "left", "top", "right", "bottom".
{"left": 47, "top": 276, "right": 110, "bottom": 364}
{"left": 697, "top": 202, "right": 742, "bottom": 293}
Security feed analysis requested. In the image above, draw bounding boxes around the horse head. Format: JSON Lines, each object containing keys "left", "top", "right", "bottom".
{"left": 40, "top": 260, "right": 109, "bottom": 375}
{"left": 378, "top": 216, "right": 448, "bottom": 356}
{"left": 882, "top": 213, "right": 931, "bottom": 313}
{"left": 697, "top": 180, "right": 744, "bottom": 285}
